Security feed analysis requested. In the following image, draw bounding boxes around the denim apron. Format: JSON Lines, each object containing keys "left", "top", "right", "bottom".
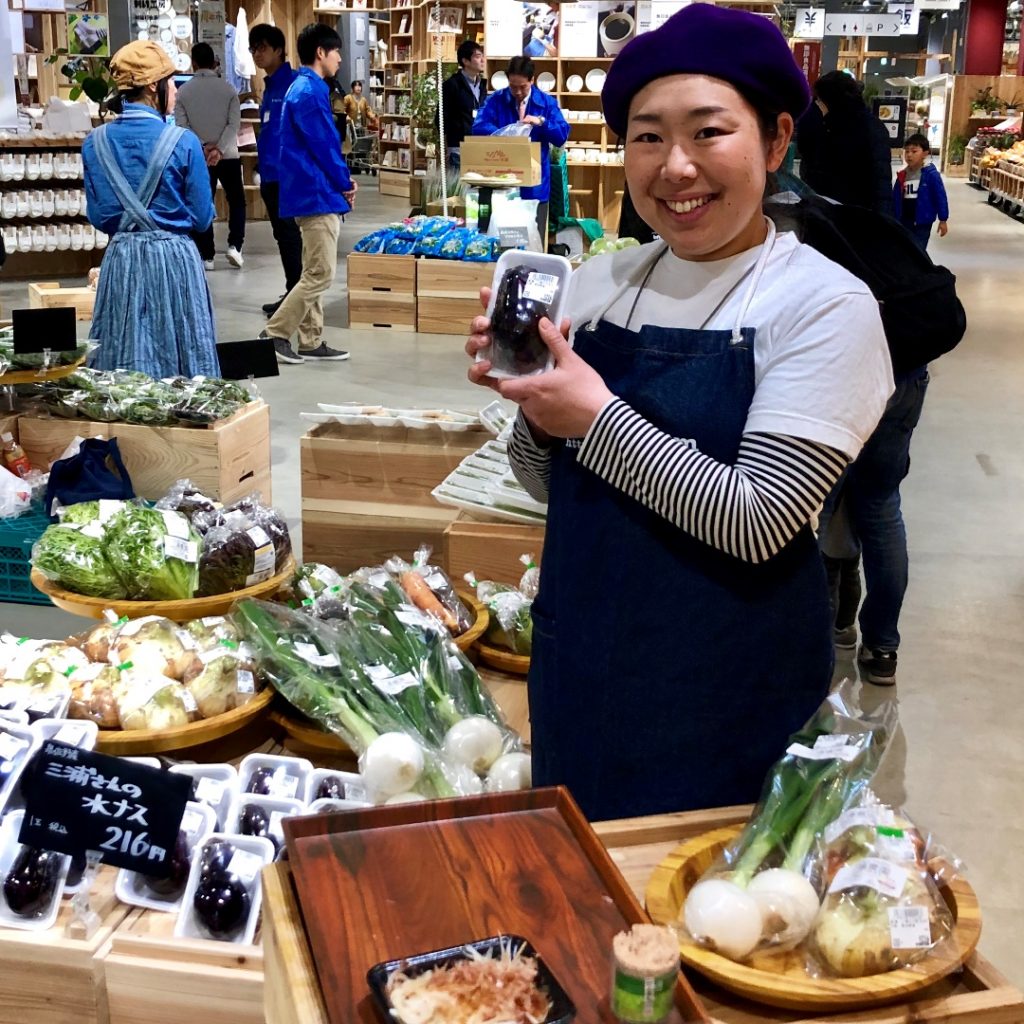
{"left": 529, "top": 223, "right": 833, "bottom": 821}
{"left": 89, "top": 115, "right": 219, "bottom": 378}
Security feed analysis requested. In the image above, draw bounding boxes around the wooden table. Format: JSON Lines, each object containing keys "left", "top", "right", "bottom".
{"left": 261, "top": 805, "right": 1024, "bottom": 1024}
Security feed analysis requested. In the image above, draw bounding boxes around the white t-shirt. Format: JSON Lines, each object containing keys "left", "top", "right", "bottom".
{"left": 565, "top": 229, "right": 894, "bottom": 460}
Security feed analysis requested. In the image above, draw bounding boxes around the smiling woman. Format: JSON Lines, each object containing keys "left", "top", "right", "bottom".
{"left": 464, "top": 4, "right": 896, "bottom": 823}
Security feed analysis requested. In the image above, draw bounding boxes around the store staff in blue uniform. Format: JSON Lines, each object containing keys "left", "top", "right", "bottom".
{"left": 471, "top": 55, "right": 569, "bottom": 241}
{"left": 465, "top": 6, "right": 894, "bottom": 821}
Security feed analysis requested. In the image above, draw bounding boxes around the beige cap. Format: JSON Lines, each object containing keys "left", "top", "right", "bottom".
{"left": 110, "top": 40, "right": 175, "bottom": 89}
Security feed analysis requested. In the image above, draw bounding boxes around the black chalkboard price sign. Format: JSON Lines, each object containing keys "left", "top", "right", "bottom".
{"left": 18, "top": 742, "right": 190, "bottom": 877}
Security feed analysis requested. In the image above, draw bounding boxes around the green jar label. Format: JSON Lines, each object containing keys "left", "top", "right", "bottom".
{"left": 611, "top": 967, "right": 675, "bottom": 1022}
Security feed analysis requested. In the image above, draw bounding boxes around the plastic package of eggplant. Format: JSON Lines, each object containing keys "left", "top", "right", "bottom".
{"left": 479, "top": 251, "right": 573, "bottom": 379}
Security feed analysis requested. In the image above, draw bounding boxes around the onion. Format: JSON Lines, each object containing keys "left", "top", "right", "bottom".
{"left": 442, "top": 717, "right": 505, "bottom": 774}
{"left": 682, "top": 879, "right": 762, "bottom": 960}
{"left": 448, "top": 762, "right": 485, "bottom": 796}
{"left": 361, "top": 732, "right": 425, "bottom": 799}
{"left": 748, "top": 869, "right": 820, "bottom": 946}
{"left": 486, "top": 752, "right": 532, "bottom": 792}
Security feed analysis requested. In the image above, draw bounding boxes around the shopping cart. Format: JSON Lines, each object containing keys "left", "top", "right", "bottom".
{"left": 348, "top": 124, "right": 379, "bottom": 176}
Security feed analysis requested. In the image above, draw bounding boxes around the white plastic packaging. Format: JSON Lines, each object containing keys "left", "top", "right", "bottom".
{"left": 31, "top": 718, "right": 98, "bottom": 751}
{"left": 308, "top": 768, "right": 368, "bottom": 806}
{"left": 0, "top": 810, "right": 72, "bottom": 931}
{"left": 238, "top": 753, "right": 314, "bottom": 804}
{"left": 174, "top": 832, "right": 274, "bottom": 945}
{"left": 168, "top": 763, "right": 238, "bottom": 830}
{"left": 226, "top": 794, "right": 305, "bottom": 859}
{"left": 479, "top": 251, "right": 573, "bottom": 379}
{"left": 0, "top": 720, "right": 40, "bottom": 816}
{"left": 307, "top": 797, "right": 373, "bottom": 815}
{"left": 115, "top": 801, "right": 216, "bottom": 912}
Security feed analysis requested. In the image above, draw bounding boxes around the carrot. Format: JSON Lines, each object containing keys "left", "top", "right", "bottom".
{"left": 400, "top": 571, "right": 459, "bottom": 632}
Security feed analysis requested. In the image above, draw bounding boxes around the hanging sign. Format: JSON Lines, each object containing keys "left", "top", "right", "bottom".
{"left": 873, "top": 96, "right": 909, "bottom": 146}
{"left": 19, "top": 742, "right": 190, "bottom": 877}
{"left": 823, "top": 12, "right": 901, "bottom": 34}
{"left": 793, "top": 7, "right": 825, "bottom": 39}
{"left": 887, "top": 2, "right": 920, "bottom": 34}
{"left": 793, "top": 41, "right": 822, "bottom": 84}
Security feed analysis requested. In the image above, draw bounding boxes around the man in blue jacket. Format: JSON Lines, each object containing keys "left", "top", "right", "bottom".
{"left": 892, "top": 133, "right": 949, "bottom": 252}
{"left": 472, "top": 55, "right": 569, "bottom": 243}
{"left": 262, "top": 23, "right": 356, "bottom": 364}
{"left": 250, "top": 23, "right": 300, "bottom": 318}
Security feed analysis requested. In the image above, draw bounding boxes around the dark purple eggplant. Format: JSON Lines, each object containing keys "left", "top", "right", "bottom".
{"left": 238, "top": 804, "right": 280, "bottom": 856}
{"left": 315, "top": 776, "right": 346, "bottom": 801}
{"left": 3, "top": 846, "right": 62, "bottom": 917}
{"left": 489, "top": 264, "right": 555, "bottom": 376}
{"left": 199, "top": 840, "right": 235, "bottom": 880}
{"left": 142, "top": 830, "right": 190, "bottom": 898}
{"left": 193, "top": 877, "right": 251, "bottom": 936}
{"left": 245, "top": 766, "right": 275, "bottom": 796}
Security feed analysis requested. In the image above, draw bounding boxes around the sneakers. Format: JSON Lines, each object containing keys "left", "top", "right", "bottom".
{"left": 858, "top": 646, "right": 897, "bottom": 686}
{"left": 227, "top": 246, "right": 244, "bottom": 268}
{"left": 301, "top": 342, "right": 350, "bottom": 361}
{"left": 203, "top": 259, "right": 215, "bottom": 271}
{"left": 833, "top": 624, "right": 858, "bottom": 650}
{"left": 263, "top": 296, "right": 285, "bottom": 317}
{"left": 261, "top": 331, "right": 303, "bottom": 365}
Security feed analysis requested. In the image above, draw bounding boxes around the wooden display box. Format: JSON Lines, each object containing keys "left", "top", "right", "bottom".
{"left": 346, "top": 253, "right": 416, "bottom": 331}
{"left": 18, "top": 400, "right": 271, "bottom": 504}
{"left": 444, "top": 510, "right": 545, "bottom": 585}
{"left": 301, "top": 420, "right": 484, "bottom": 573}
{"left": 379, "top": 169, "right": 410, "bottom": 199}
{"left": 0, "top": 867, "right": 129, "bottom": 1024}
{"left": 28, "top": 281, "right": 95, "bottom": 321}
{"left": 459, "top": 136, "right": 542, "bottom": 186}
{"left": 415, "top": 258, "right": 493, "bottom": 335}
{"left": 105, "top": 908, "right": 263, "bottom": 1024}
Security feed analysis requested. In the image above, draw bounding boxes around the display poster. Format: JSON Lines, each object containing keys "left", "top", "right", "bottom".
{"left": 522, "top": 2, "right": 559, "bottom": 57}
{"left": 485, "top": 0, "right": 523, "bottom": 57}
{"left": 793, "top": 7, "right": 825, "bottom": 40}
{"left": 636, "top": 0, "right": 688, "bottom": 35}
{"left": 597, "top": 1, "right": 636, "bottom": 56}
{"left": 793, "top": 40, "right": 821, "bottom": 84}
{"left": 197, "top": 0, "right": 226, "bottom": 73}
{"left": 428, "top": 5, "right": 464, "bottom": 33}
{"left": 559, "top": 1, "right": 598, "bottom": 58}
{"left": 21, "top": 0, "right": 64, "bottom": 12}
{"left": 873, "top": 95, "right": 908, "bottom": 147}
{"left": 887, "top": 2, "right": 920, "bottom": 34}
{"left": 8, "top": 7, "right": 25, "bottom": 54}
{"left": 823, "top": 11, "right": 901, "bottom": 34}
{"left": 67, "top": 12, "right": 109, "bottom": 55}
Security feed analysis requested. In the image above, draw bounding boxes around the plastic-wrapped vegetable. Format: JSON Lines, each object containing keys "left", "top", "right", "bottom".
{"left": 182, "top": 645, "right": 260, "bottom": 718}
{"left": 67, "top": 663, "right": 121, "bottom": 728}
{"left": 155, "top": 480, "right": 220, "bottom": 525}
{"left": 31, "top": 525, "right": 126, "bottom": 599}
{"left": 465, "top": 557, "right": 538, "bottom": 655}
{"left": 194, "top": 495, "right": 291, "bottom": 574}
{"left": 116, "top": 674, "right": 197, "bottom": 731}
{"left": 103, "top": 506, "right": 201, "bottom": 601}
{"left": 184, "top": 616, "right": 242, "bottom": 654}
{"left": 108, "top": 617, "right": 196, "bottom": 681}
{"left": 197, "top": 511, "right": 278, "bottom": 597}
{"left": 487, "top": 264, "right": 558, "bottom": 377}
{"left": 387, "top": 546, "right": 472, "bottom": 635}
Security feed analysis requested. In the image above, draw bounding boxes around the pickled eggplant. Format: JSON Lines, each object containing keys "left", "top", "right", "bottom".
{"left": 3, "top": 845, "right": 62, "bottom": 917}
{"left": 489, "top": 264, "right": 557, "bottom": 376}
{"left": 141, "top": 830, "right": 190, "bottom": 898}
{"left": 193, "top": 841, "right": 252, "bottom": 937}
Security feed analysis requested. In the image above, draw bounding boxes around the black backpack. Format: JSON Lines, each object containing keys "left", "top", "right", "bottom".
{"left": 766, "top": 195, "right": 967, "bottom": 375}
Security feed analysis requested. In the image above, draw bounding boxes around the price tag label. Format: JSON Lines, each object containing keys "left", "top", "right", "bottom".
{"left": 268, "top": 810, "right": 288, "bottom": 838}
{"left": 181, "top": 689, "right": 198, "bottom": 714}
{"left": 162, "top": 512, "right": 190, "bottom": 539}
{"left": 18, "top": 742, "right": 190, "bottom": 876}
{"left": 294, "top": 642, "right": 340, "bottom": 669}
{"left": 787, "top": 736, "right": 860, "bottom": 763}
{"left": 236, "top": 670, "right": 255, "bottom": 695}
{"left": 888, "top": 906, "right": 932, "bottom": 949}
{"left": 164, "top": 536, "right": 199, "bottom": 563}
{"left": 268, "top": 768, "right": 299, "bottom": 799}
{"left": 194, "top": 776, "right": 226, "bottom": 804}
{"left": 227, "top": 848, "right": 264, "bottom": 885}
{"left": 181, "top": 808, "right": 206, "bottom": 835}
{"left": 363, "top": 663, "right": 419, "bottom": 695}
{"left": 825, "top": 806, "right": 896, "bottom": 844}
{"left": 52, "top": 723, "right": 90, "bottom": 747}
{"left": 523, "top": 272, "right": 559, "bottom": 305}
{"left": 828, "top": 857, "right": 908, "bottom": 899}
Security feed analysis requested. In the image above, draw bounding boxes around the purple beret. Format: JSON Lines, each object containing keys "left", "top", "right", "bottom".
{"left": 601, "top": 5, "right": 811, "bottom": 137}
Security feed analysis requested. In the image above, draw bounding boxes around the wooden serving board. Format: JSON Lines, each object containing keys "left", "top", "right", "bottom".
{"left": 282, "top": 787, "right": 709, "bottom": 1024}
{"left": 452, "top": 589, "right": 488, "bottom": 652}
{"left": 645, "top": 826, "right": 984, "bottom": 1013}
{"left": 475, "top": 639, "right": 530, "bottom": 675}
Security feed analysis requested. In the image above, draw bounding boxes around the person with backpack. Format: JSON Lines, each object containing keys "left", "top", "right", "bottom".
{"left": 463, "top": 5, "right": 893, "bottom": 821}
{"left": 892, "top": 133, "right": 949, "bottom": 251}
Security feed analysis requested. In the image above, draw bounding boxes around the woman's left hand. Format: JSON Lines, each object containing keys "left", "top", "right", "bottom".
{"left": 496, "top": 317, "right": 614, "bottom": 438}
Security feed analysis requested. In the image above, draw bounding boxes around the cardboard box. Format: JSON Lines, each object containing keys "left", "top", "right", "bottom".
{"left": 379, "top": 169, "right": 410, "bottom": 199}
{"left": 415, "top": 259, "right": 493, "bottom": 336}
{"left": 444, "top": 511, "right": 545, "bottom": 585}
{"left": 28, "top": 282, "right": 95, "bottom": 321}
{"left": 425, "top": 197, "right": 467, "bottom": 217}
{"left": 18, "top": 401, "right": 271, "bottom": 504}
{"left": 346, "top": 253, "right": 416, "bottom": 331}
{"left": 459, "top": 136, "right": 541, "bottom": 187}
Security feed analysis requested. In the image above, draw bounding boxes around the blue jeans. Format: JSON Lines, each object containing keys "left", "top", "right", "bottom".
{"left": 910, "top": 223, "right": 932, "bottom": 251}
{"left": 817, "top": 366, "right": 930, "bottom": 650}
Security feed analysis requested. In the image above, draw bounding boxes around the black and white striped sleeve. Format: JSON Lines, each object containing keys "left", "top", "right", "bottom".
{"left": 578, "top": 399, "right": 847, "bottom": 563}
{"left": 507, "top": 409, "right": 552, "bottom": 503}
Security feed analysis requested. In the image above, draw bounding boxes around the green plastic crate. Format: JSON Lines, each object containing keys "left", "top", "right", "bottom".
{"left": 0, "top": 507, "right": 52, "bottom": 606}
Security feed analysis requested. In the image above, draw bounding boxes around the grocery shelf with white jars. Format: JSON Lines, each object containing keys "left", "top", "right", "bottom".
{"left": 0, "top": 136, "right": 104, "bottom": 278}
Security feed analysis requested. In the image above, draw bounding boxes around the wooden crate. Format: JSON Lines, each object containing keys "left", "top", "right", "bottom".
{"left": 444, "top": 511, "right": 545, "bottom": 585}
{"left": 105, "top": 908, "right": 263, "bottom": 1024}
{"left": 0, "top": 866, "right": 129, "bottom": 1024}
{"left": 416, "top": 259, "right": 493, "bottom": 336}
{"left": 346, "top": 253, "right": 416, "bottom": 331}
{"left": 214, "top": 185, "right": 267, "bottom": 222}
{"left": 262, "top": 807, "right": 1024, "bottom": 1024}
{"left": 28, "top": 282, "right": 95, "bottom": 321}
{"left": 378, "top": 169, "right": 410, "bottom": 198}
{"left": 18, "top": 400, "right": 271, "bottom": 504}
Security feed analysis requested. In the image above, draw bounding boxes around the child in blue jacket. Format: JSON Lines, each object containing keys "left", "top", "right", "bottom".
{"left": 892, "top": 133, "right": 949, "bottom": 251}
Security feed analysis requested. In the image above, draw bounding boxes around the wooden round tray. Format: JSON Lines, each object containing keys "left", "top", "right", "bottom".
{"left": 644, "top": 825, "right": 983, "bottom": 1013}
{"left": 93, "top": 686, "right": 274, "bottom": 756}
{"left": 474, "top": 639, "right": 530, "bottom": 676}
{"left": 0, "top": 357, "right": 87, "bottom": 386}
{"left": 269, "top": 706, "right": 352, "bottom": 756}
{"left": 452, "top": 590, "right": 488, "bottom": 652}
{"left": 31, "top": 558, "right": 295, "bottom": 622}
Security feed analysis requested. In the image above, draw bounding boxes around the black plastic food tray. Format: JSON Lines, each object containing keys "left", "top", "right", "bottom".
{"left": 366, "top": 933, "right": 576, "bottom": 1023}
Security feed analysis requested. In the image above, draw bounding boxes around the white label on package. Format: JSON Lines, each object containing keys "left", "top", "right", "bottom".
{"left": 52, "top": 724, "right": 88, "bottom": 747}
{"left": 294, "top": 642, "right": 339, "bottom": 669}
{"left": 80, "top": 521, "right": 105, "bottom": 540}
{"left": 878, "top": 830, "right": 918, "bottom": 862}
{"left": 236, "top": 670, "right": 255, "bottom": 694}
{"left": 888, "top": 906, "right": 932, "bottom": 949}
{"left": 395, "top": 608, "right": 443, "bottom": 634}
{"left": 182, "top": 809, "right": 205, "bottom": 836}
{"left": 164, "top": 535, "right": 199, "bottom": 563}
{"left": 787, "top": 735, "right": 860, "bottom": 763}
{"left": 201, "top": 616, "right": 226, "bottom": 628}
{"left": 423, "top": 570, "right": 448, "bottom": 590}
{"left": 368, "top": 570, "right": 391, "bottom": 589}
{"left": 247, "top": 528, "right": 276, "bottom": 575}
{"left": 0, "top": 731, "right": 28, "bottom": 763}
{"left": 369, "top": 669, "right": 419, "bottom": 696}
{"left": 269, "top": 768, "right": 299, "bottom": 799}
{"left": 829, "top": 857, "right": 908, "bottom": 899}
{"left": 162, "top": 512, "right": 191, "bottom": 539}
{"left": 97, "top": 499, "right": 121, "bottom": 523}
{"left": 227, "top": 849, "right": 263, "bottom": 885}
{"left": 268, "top": 810, "right": 287, "bottom": 838}
{"left": 825, "top": 806, "right": 897, "bottom": 844}
{"left": 313, "top": 565, "right": 339, "bottom": 587}
{"left": 195, "top": 777, "right": 226, "bottom": 804}
{"left": 181, "top": 689, "right": 198, "bottom": 713}
{"left": 523, "top": 272, "right": 559, "bottom": 306}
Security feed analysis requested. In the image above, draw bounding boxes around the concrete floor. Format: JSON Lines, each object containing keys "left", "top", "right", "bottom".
{"left": 2, "top": 176, "right": 1023, "bottom": 989}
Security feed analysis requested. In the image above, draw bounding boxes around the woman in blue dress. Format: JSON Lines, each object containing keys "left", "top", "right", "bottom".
{"left": 84, "top": 41, "right": 219, "bottom": 378}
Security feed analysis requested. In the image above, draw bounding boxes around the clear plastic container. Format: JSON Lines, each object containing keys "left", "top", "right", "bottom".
{"left": 0, "top": 810, "right": 72, "bottom": 932}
